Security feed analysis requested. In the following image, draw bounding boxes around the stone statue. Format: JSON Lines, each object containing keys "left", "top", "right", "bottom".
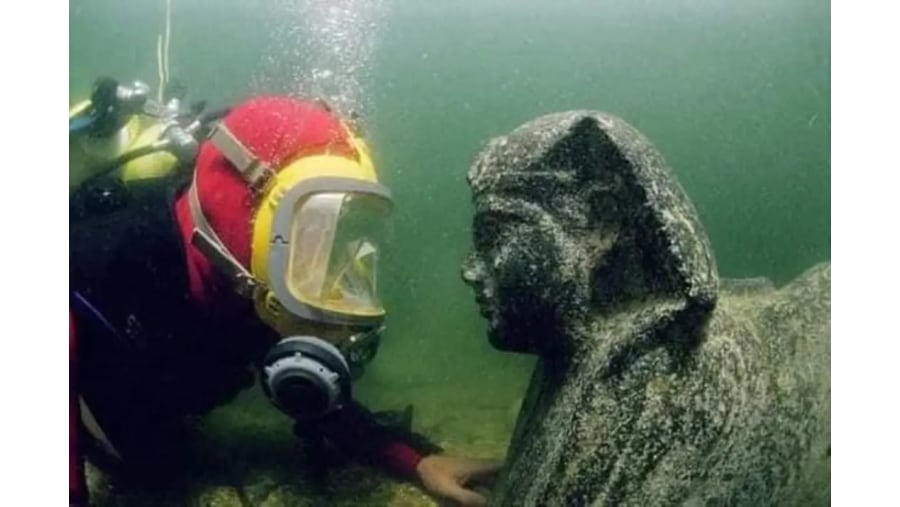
{"left": 462, "top": 112, "right": 830, "bottom": 506}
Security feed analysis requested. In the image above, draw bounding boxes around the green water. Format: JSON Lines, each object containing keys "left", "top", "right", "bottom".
{"left": 70, "top": 0, "right": 829, "bottom": 502}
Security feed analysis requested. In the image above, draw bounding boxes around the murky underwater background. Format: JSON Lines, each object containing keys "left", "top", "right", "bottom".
{"left": 70, "top": 0, "right": 829, "bottom": 504}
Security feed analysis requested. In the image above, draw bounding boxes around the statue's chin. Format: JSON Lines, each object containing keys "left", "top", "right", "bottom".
{"left": 486, "top": 323, "right": 507, "bottom": 350}
{"left": 487, "top": 318, "right": 536, "bottom": 354}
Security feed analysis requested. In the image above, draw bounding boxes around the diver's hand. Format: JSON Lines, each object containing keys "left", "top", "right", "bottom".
{"left": 416, "top": 455, "right": 501, "bottom": 506}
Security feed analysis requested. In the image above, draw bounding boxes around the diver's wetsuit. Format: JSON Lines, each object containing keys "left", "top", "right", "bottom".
{"left": 69, "top": 176, "right": 426, "bottom": 505}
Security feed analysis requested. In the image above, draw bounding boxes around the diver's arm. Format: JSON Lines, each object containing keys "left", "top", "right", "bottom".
{"left": 69, "top": 311, "right": 88, "bottom": 507}
{"left": 305, "top": 399, "right": 429, "bottom": 476}
{"left": 306, "top": 401, "right": 500, "bottom": 506}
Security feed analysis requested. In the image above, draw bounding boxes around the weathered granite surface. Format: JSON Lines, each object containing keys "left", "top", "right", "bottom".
{"left": 462, "top": 112, "right": 830, "bottom": 506}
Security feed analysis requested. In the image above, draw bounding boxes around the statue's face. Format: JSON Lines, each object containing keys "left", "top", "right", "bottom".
{"left": 462, "top": 195, "right": 571, "bottom": 354}
{"left": 463, "top": 111, "right": 719, "bottom": 357}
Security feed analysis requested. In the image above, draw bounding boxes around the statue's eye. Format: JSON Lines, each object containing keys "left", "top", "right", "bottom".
{"left": 473, "top": 216, "right": 499, "bottom": 251}
{"left": 474, "top": 210, "right": 527, "bottom": 251}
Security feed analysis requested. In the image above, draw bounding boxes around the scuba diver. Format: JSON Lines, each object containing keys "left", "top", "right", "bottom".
{"left": 69, "top": 77, "right": 499, "bottom": 507}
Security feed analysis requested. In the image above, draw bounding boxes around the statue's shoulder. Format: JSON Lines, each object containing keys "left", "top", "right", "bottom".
{"left": 720, "top": 276, "right": 777, "bottom": 297}
{"left": 782, "top": 262, "right": 831, "bottom": 296}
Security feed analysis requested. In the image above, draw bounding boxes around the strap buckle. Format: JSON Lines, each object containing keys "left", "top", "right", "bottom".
{"left": 207, "top": 122, "right": 276, "bottom": 197}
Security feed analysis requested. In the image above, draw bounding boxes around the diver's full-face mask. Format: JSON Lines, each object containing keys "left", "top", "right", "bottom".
{"left": 266, "top": 183, "right": 392, "bottom": 326}
{"left": 188, "top": 119, "right": 392, "bottom": 418}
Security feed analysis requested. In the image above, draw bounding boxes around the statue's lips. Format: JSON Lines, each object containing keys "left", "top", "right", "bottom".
{"left": 473, "top": 291, "right": 493, "bottom": 318}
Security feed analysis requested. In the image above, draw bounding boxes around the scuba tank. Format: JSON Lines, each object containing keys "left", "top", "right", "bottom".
{"left": 70, "top": 77, "right": 226, "bottom": 220}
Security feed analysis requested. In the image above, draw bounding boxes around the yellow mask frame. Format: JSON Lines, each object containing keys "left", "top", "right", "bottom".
{"left": 188, "top": 120, "right": 393, "bottom": 331}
